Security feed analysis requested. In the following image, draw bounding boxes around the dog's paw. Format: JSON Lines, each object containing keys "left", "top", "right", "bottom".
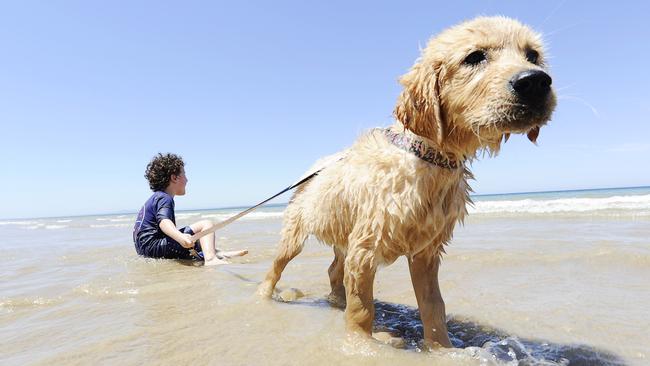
{"left": 256, "top": 282, "right": 275, "bottom": 298}
{"left": 326, "top": 293, "right": 347, "bottom": 309}
{"left": 277, "top": 288, "right": 305, "bottom": 302}
{"left": 373, "top": 332, "right": 406, "bottom": 349}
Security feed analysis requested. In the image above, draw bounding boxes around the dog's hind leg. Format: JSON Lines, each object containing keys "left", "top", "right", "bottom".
{"left": 343, "top": 234, "right": 377, "bottom": 336}
{"left": 326, "top": 246, "right": 346, "bottom": 308}
{"left": 257, "top": 212, "right": 308, "bottom": 298}
{"left": 408, "top": 246, "right": 452, "bottom": 348}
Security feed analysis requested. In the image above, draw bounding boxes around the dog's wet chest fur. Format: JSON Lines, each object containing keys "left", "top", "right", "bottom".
{"left": 304, "top": 133, "right": 470, "bottom": 264}
{"left": 377, "top": 157, "right": 469, "bottom": 263}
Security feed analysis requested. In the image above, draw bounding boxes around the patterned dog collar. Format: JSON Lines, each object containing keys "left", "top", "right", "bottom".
{"left": 382, "top": 129, "right": 462, "bottom": 170}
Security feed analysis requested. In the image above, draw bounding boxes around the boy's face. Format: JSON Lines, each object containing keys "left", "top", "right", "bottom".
{"left": 170, "top": 167, "right": 188, "bottom": 196}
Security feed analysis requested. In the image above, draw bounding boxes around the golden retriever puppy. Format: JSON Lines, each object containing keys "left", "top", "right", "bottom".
{"left": 258, "top": 16, "right": 556, "bottom": 348}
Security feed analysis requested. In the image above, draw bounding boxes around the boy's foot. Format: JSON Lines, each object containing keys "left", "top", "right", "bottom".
{"left": 216, "top": 249, "right": 248, "bottom": 259}
{"left": 204, "top": 257, "right": 229, "bottom": 266}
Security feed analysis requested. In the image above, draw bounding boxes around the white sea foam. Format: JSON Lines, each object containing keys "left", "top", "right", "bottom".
{"left": 109, "top": 217, "right": 133, "bottom": 222}
{"left": 176, "top": 213, "right": 202, "bottom": 220}
{"left": 44, "top": 225, "right": 67, "bottom": 230}
{"left": 24, "top": 223, "right": 46, "bottom": 230}
{"left": 90, "top": 224, "right": 131, "bottom": 228}
{"left": 470, "top": 194, "right": 650, "bottom": 215}
{"left": 200, "top": 211, "right": 284, "bottom": 221}
{"left": 0, "top": 220, "right": 39, "bottom": 226}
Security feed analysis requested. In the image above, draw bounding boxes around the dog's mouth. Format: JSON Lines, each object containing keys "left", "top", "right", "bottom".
{"left": 494, "top": 97, "right": 555, "bottom": 143}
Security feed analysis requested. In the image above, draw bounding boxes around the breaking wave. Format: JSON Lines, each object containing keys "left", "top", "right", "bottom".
{"left": 470, "top": 194, "right": 650, "bottom": 216}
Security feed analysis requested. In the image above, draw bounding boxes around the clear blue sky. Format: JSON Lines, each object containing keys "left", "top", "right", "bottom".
{"left": 2, "top": 1, "right": 649, "bottom": 219}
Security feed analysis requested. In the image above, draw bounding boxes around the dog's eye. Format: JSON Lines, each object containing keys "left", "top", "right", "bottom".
{"left": 526, "top": 49, "right": 539, "bottom": 64}
{"left": 463, "top": 50, "right": 487, "bottom": 66}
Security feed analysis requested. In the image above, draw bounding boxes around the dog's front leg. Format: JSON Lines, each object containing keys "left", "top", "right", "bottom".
{"left": 343, "top": 240, "right": 377, "bottom": 336}
{"left": 408, "top": 247, "right": 452, "bottom": 348}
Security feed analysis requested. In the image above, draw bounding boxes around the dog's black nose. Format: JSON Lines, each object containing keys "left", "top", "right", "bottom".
{"left": 510, "top": 70, "right": 552, "bottom": 104}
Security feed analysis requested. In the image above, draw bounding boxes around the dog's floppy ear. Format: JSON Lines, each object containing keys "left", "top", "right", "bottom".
{"left": 393, "top": 61, "right": 447, "bottom": 145}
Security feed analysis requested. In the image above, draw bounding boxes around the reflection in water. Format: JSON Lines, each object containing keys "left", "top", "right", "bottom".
{"left": 278, "top": 298, "right": 626, "bottom": 366}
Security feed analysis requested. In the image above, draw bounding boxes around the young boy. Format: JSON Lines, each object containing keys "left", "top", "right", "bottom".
{"left": 133, "top": 153, "right": 247, "bottom": 266}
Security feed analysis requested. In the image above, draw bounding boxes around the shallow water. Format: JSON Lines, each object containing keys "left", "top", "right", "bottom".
{"left": 2, "top": 190, "right": 649, "bottom": 365}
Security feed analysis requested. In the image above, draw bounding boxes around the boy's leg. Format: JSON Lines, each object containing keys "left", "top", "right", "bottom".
{"left": 188, "top": 220, "right": 247, "bottom": 265}
{"left": 188, "top": 220, "right": 221, "bottom": 263}
{"left": 217, "top": 249, "right": 249, "bottom": 258}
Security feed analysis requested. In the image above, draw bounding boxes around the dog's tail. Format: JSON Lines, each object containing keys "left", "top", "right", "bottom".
{"left": 292, "top": 151, "right": 346, "bottom": 186}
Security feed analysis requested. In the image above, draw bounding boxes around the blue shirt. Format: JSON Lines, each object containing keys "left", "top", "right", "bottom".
{"left": 133, "top": 191, "right": 176, "bottom": 254}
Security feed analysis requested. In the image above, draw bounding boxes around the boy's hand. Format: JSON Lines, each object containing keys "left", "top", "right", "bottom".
{"left": 160, "top": 219, "right": 196, "bottom": 249}
{"left": 179, "top": 233, "right": 195, "bottom": 248}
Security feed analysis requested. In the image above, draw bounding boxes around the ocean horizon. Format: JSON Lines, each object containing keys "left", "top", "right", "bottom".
{"left": 3, "top": 185, "right": 649, "bottom": 222}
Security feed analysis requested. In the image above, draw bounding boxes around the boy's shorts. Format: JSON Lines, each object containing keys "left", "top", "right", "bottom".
{"left": 138, "top": 226, "right": 202, "bottom": 260}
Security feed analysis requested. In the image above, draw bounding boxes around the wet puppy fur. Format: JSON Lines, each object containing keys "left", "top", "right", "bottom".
{"left": 258, "top": 16, "right": 556, "bottom": 348}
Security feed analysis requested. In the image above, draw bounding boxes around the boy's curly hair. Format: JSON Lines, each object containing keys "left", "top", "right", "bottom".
{"left": 145, "top": 153, "right": 185, "bottom": 191}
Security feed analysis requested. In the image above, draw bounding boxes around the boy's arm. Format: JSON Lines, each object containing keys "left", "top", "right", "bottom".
{"left": 159, "top": 219, "right": 194, "bottom": 248}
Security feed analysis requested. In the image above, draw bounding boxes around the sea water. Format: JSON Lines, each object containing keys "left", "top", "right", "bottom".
{"left": 1, "top": 187, "right": 649, "bottom": 365}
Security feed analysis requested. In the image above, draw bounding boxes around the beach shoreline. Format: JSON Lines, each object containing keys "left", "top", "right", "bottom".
{"left": 1, "top": 187, "right": 649, "bottom": 365}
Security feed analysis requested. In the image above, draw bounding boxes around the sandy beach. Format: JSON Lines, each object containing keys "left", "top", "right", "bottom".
{"left": 2, "top": 187, "right": 649, "bottom": 365}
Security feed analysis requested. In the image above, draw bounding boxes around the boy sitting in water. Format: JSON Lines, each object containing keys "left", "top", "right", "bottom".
{"left": 133, "top": 153, "right": 247, "bottom": 266}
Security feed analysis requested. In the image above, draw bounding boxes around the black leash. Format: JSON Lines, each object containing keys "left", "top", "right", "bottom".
{"left": 189, "top": 169, "right": 322, "bottom": 242}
